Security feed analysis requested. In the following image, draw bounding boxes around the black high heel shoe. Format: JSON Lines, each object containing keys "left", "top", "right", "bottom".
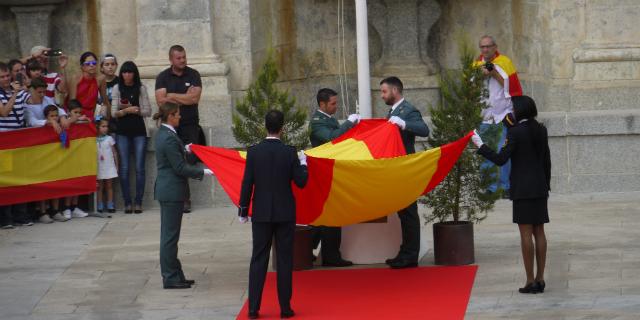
{"left": 518, "top": 282, "right": 540, "bottom": 294}
{"left": 536, "top": 280, "right": 546, "bottom": 293}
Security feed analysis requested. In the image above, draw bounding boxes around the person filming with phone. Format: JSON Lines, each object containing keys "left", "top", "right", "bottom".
{"left": 111, "top": 61, "right": 152, "bottom": 214}
{"left": 20, "top": 45, "right": 68, "bottom": 102}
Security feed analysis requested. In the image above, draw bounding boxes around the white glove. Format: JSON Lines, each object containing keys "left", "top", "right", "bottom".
{"left": 388, "top": 116, "right": 406, "bottom": 130}
{"left": 298, "top": 151, "right": 307, "bottom": 166}
{"left": 185, "top": 143, "right": 192, "bottom": 153}
{"left": 203, "top": 168, "right": 214, "bottom": 176}
{"left": 238, "top": 216, "right": 249, "bottom": 224}
{"left": 347, "top": 114, "right": 360, "bottom": 124}
{"left": 471, "top": 130, "right": 484, "bottom": 148}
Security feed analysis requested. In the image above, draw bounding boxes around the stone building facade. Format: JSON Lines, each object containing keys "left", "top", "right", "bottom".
{"left": 0, "top": 0, "right": 638, "bottom": 208}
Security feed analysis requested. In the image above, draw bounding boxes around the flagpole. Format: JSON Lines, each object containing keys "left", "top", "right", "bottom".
{"left": 355, "top": 0, "right": 372, "bottom": 119}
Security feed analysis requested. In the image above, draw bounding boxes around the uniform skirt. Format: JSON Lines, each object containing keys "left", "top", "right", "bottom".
{"left": 512, "top": 197, "right": 549, "bottom": 225}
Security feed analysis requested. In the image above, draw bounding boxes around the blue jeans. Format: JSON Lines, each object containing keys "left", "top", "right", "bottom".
{"left": 116, "top": 135, "right": 147, "bottom": 206}
{"left": 478, "top": 122, "right": 511, "bottom": 193}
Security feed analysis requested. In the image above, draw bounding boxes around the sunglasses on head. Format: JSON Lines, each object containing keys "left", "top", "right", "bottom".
{"left": 82, "top": 61, "right": 97, "bottom": 66}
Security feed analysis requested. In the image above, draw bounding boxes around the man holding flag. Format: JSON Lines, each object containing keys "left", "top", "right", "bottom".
{"left": 474, "top": 35, "right": 523, "bottom": 198}
{"left": 380, "top": 76, "right": 430, "bottom": 269}
{"left": 309, "top": 88, "right": 360, "bottom": 267}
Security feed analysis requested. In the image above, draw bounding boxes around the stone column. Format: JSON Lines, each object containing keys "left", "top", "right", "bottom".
{"left": 373, "top": 0, "right": 438, "bottom": 76}
{"left": 123, "top": 0, "right": 233, "bottom": 208}
{"left": 10, "top": 5, "right": 57, "bottom": 56}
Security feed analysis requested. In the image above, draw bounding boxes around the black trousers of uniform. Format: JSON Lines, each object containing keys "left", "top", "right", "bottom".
{"left": 159, "top": 201, "right": 187, "bottom": 285}
{"left": 249, "top": 221, "right": 295, "bottom": 313}
{"left": 397, "top": 201, "right": 420, "bottom": 262}
{"left": 312, "top": 226, "right": 343, "bottom": 262}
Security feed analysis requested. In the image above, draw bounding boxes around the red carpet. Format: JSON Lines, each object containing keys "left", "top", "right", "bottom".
{"left": 236, "top": 265, "right": 477, "bottom": 319}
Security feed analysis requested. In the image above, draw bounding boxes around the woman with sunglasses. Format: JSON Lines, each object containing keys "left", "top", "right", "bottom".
{"left": 66, "top": 51, "right": 111, "bottom": 122}
{"left": 110, "top": 61, "right": 152, "bottom": 214}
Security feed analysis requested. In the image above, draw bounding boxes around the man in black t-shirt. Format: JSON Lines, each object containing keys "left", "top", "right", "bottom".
{"left": 155, "top": 45, "right": 203, "bottom": 212}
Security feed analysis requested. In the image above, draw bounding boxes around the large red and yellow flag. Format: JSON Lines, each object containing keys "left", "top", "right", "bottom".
{"left": 193, "top": 119, "right": 472, "bottom": 227}
{"left": 0, "top": 123, "right": 97, "bottom": 205}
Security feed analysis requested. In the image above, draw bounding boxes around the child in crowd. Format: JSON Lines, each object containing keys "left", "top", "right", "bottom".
{"left": 67, "top": 99, "right": 89, "bottom": 123}
{"left": 96, "top": 118, "right": 118, "bottom": 215}
{"left": 62, "top": 99, "right": 90, "bottom": 219}
{"left": 34, "top": 105, "right": 69, "bottom": 223}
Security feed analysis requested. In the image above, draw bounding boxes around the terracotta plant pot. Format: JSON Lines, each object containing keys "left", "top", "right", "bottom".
{"left": 433, "top": 221, "right": 475, "bottom": 265}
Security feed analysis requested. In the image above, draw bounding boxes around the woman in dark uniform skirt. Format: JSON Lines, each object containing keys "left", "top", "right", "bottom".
{"left": 472, "top": 95, "right": 551, "bottom": 294}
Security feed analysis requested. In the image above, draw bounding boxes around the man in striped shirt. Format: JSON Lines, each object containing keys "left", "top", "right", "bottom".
{"left": 0, "top": 62, "right": 33, "bottom": 228}
{"left": 20, "top": 45, "right": 68, "bottom": 101}
{"left": 0, "top": 62, "right": 29, "bottom": 132}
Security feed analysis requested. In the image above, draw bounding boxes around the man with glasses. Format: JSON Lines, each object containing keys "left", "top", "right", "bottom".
{"left": 473, "top": 35, "right": 523, "bottom": 199}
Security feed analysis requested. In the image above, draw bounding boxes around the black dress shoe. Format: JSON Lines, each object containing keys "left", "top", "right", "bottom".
{"left": 389, "top": 259, "right": 418, "bottom": 269}
{"left": 134, "top": 209, "right": 142, "bottom": 214}
{"left": 124, "top": 209, "right": 133, "bottom": 214}
{"left": 183, "top": 201, "right": 191, "bottom": 213}
{"left": 385, "top": 257, "right": 400, "bottom": 265}
{"left": 322, "top": 258, "right": 353, "bottom": 267}
{"left": 248, "top": 310, "right": 259, "bottom": 319}
{"left": 536, "top": 280, "right": 546, "bottom": 293}
{"left": 183, "top": 279, "right": 195, "bottom": 285}
{"left": 518, "top": 282, "right": 540, "bottom": 294}
{"left": 163, "top": 282, "right": 191, "bottom": 289}
{"left": 280, "top": 309, "right": 295, "bottom": 318}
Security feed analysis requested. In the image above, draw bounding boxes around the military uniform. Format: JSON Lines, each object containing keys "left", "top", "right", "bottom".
{"left": 154, "top": 124, "right": 204, "bottom": 286}
{"left": 387, "top": 99, "right": 429, "bottom": 266}
{"left": 309, "top": 109, "right": 354, "bottom": 264}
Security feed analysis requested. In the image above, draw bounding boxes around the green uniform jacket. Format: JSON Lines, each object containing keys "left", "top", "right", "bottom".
{"left": 309, "top": 110, "right": 355, "bottom": 147}
{"left": 154, "top": 124, "right": 204, "bottom": 201}
{"left": 388, "top": 100, "right": 430, "bottom": 154}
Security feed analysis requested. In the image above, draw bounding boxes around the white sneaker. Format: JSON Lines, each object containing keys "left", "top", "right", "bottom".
{"left": 52, "top": 213, "right": 69, "bottom": 222}
{"left": 72, "top": 207, "right": 88, "bottom": 218}
{"left": 62, "top": 209, "right": 72, "bottom": 220}
{"left": 39, "top": 215, "right": 54, "bottom": 224}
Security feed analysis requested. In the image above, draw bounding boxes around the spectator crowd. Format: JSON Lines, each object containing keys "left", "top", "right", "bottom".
{"left": 0, "top": 44, "right": 171, "bottom": 229}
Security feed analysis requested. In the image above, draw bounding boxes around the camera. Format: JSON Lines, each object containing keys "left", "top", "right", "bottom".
{"left": 44, "top": 49, "right": 63, "bottom": 56}
{"left": 16, "top": 73, "right": 24, "bottom": 85}
{"left": 484, "top": 62, "right": 494, "bottom": 72}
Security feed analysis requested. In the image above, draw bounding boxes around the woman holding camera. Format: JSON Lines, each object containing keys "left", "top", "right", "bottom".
{"left": 111, "top": 61, "right": 152, "bottom": 214}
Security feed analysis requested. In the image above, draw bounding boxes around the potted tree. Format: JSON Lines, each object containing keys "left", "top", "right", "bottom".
{"left": 420, "top": 38, "right": 501, "bottom": 265}
{"left": 231, "top": 51, "right": 313, "bottom": 270}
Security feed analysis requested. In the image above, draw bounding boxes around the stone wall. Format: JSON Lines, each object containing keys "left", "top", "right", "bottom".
{"left": 1, "top": 0, "right": 639, "bottom": 206}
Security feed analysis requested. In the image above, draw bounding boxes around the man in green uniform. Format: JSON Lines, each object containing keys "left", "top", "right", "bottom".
{"left": 309, "top": 88, "right": 360, "bottom": 267}
{"left": 380, "top": 76, "right": 430, "bottom": 269}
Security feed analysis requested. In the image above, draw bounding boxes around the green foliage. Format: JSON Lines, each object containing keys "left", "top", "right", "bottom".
{"left": 232, "top": 52, "right": 309, "bottom": 149}
{"left": 420, "top": 37, "right": 500, "bottom": 223}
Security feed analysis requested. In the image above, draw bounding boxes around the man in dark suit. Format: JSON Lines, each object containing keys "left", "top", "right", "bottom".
{"left": 380, "top": 76, "right": 430, "bottom": 269}
{"left": 239, "top": 110, "right": 309, "bottom": 319}
{"left": 154, "top": 102, "right": 213, "bottom": 289}
{"left": 309, "top": 88, "right": 359, "bottom": 267}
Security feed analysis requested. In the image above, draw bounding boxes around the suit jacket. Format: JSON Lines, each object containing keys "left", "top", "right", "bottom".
{"left": 387, "top": 100, "right": 430, "bottom": 154}
{"left": 238, "top": 139, "right": 308, "bottom": 222}
{"left": 154, "top": 125, "right": 204, "bottom": 201}
{"left": 478, "top": 120, "right": 551, "bottom": 200}
{"left": 309, "top": 110, "right": 354, "bottom": 147}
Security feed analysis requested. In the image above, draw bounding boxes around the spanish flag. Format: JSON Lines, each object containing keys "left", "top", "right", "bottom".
{"left": 474, "top": 52, "right": 523, "bottom": 98}
{"left": 192, "top": 119, "right": 471, "bottom": 227}
{"left": 0, "top": 123, "right": 97, "bottom": 205}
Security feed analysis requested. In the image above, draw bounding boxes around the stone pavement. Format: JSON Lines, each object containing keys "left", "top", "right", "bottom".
{"left": 1, "top": 192, "right": 639, "bottom": 320}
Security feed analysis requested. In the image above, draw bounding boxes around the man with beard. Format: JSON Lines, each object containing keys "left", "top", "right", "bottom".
{"left": 379, "top": 76, "right": 429, "bottom": 269}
